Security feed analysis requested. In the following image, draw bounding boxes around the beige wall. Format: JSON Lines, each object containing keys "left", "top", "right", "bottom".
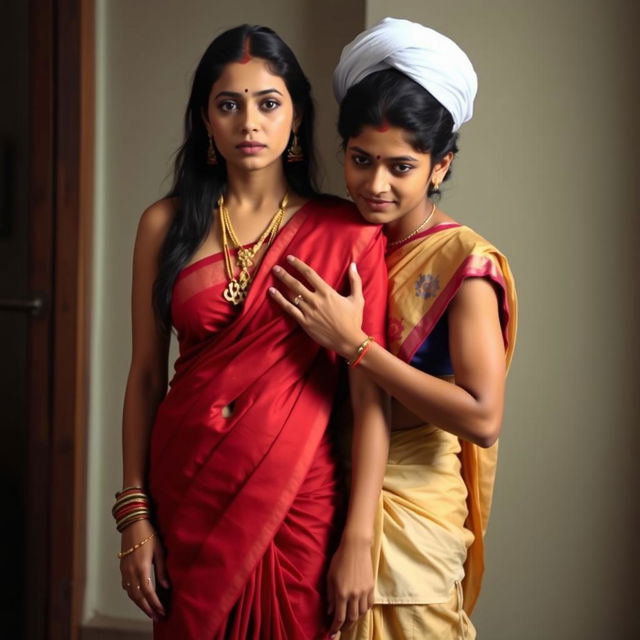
{"left": 88, "top": 0, "right": 639, "bottom": 636}
{"left": 86, "top": 0, "right": 364, "bottom": 625}
{"left": 366, "top": 1, "right": 640, "bottom": 638}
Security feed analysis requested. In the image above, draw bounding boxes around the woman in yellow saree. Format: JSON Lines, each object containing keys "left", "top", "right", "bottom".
{"left": 270, "top": 18, "right": 517, "bottom": 639}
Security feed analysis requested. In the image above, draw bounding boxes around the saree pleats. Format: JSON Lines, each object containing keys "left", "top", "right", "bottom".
{"left": 373, "top": 426, "right": 471, "bottom": 605}
{"left": 215, "top": 437, "right": 340, "bottom": 640}
{"left": 149, "top": 198, "right": 387, "bottom": 639}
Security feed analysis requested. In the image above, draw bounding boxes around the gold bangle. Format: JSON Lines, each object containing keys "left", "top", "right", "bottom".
{"left": 115, "top": 485, "right": 145, "bottom": 498}
{"left": 116, "top": 512, "right": 151, "bottom": 532}
{"left": 112, "top": 493, "right": 150, "bottom": 516}
{"left": 117, "top": 518, "right": 150, "bottom": 534}
{"left": 117, "top": 532, "right": 156, "bottom": 559}
{"left": 346, "top": 336, "right": 375, "bottom": 366}
{"left": 112, "top": 493, "right": 150, "bottom": 510}
{"left": 116, "top": 508, "right": 151, "bottom": 524}
{"left": 113, "top": 491, "right": 150, "bottom": 504}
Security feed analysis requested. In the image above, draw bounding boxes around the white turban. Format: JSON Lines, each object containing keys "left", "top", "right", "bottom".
{"left": 333, "top": 17, "right": 477, "bottom": 131}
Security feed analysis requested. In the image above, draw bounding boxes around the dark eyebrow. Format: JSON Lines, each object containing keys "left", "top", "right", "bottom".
{"left": 348, "top": 146, "right": 418, "bottom": 162}
{"left": 214, "top": 88, "right": 283, "bottom": 99}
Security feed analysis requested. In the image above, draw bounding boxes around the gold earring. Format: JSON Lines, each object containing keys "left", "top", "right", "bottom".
{"left": 286, "top": 132, "right": 304, "bottom": 162}
{"left": 207, "top": 135, "right": 218, "bottom": 165}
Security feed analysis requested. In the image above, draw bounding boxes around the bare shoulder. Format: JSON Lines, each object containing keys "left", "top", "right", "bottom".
{"left": 132, "top": 198, "right": 179, "bottom": 281}
{"left": 451, "top": 277, "right": 499, "bottom": 310}
{"left": 137, "top": 197, "right": 178, "bottom": 241}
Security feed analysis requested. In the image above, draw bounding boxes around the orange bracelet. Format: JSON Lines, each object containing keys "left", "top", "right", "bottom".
{"left": 347, "top": 336, "right": 375, "bottom": 368}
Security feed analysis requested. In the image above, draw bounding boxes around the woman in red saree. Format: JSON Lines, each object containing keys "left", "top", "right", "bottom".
{"left": 271, "top": 18, "right": 518, "bottom": 639}
{"left": 117, "top": 25, "right": 388, "bottom": 639}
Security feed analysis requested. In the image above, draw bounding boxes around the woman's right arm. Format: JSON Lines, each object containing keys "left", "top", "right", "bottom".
{"left": 119, "top": 199, "right": 175, "bottom": 621}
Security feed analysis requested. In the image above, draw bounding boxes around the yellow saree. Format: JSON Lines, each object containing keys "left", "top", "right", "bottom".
{"left": 343, "top": 223, "right": 517, "bottom": 640}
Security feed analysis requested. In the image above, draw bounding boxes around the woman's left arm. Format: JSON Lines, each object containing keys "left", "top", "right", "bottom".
{"left": 270, "top": 258, "right": 506, "bottom": 448}
{"left": 326, "top": 366, "right": 389, "bottom": 637}
{"left": 358, "top": 277, "right": 506, "bottom": 447}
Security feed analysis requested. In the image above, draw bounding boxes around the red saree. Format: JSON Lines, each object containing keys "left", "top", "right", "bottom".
{"left": 149, "top": 197, "right": 387, "bottom": 640}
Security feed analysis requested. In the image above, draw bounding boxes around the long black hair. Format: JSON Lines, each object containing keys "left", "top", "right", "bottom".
{"left": 338, "top": 69, "right": 459, "bottom": 197}
{"left": 153, "top": 24, "right": 319, "bottom": 329}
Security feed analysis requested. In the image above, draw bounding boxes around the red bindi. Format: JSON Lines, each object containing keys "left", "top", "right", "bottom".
{"left": 239, "top": 38, "right": 252, "bottom": 64}
{"left": 376, "top": 120, "right": 390, "bottom": 132}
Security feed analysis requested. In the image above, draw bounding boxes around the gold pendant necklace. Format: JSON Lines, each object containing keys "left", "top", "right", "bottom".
{"left": 388, "top": 202, "right": 436, "bottom": 248}
{"left": 218, "top": 192, "right": 289, "bottom": 306}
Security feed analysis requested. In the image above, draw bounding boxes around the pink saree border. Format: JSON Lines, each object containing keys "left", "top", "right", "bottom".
{"left": 397, "top": 254, "right": 511, "bottom": 363}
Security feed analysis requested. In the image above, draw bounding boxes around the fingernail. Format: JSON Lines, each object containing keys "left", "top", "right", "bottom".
{"left": 268, "top": 287, "right": 276, "bottom": 295}
{"left": 273, "top": 265, "right": 282, "bottom": 273}
{"left": 286, "top": 255, "right": 295, "bottom": 263}
{"left": 350, "top": 262, "right": 358, "bottom": 273}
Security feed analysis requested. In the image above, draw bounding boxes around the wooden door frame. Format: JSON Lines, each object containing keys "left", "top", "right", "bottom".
{"left": 27, "top": 0, "right": 94, "bottom": 637}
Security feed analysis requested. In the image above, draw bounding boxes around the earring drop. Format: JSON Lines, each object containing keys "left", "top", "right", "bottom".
{"left": 286, "top": 132, "right": 304, "bottom": 163}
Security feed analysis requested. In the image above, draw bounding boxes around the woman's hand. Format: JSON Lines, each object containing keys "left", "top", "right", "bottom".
{"left": 269, "top": 256, "right": 367, "bottom": 357}
{"left": 119, "top": 519, "right": 170, "bottom": 621}
{"left": 327, "top": 534, "right": 375, "bottom": 637}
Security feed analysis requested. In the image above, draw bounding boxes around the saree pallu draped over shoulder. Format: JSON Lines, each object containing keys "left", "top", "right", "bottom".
{"left": 149, "top": 199, "right": 387, "bottom": 640}
{"left": 385, "top": 223, "right": 517, "bottom": 617}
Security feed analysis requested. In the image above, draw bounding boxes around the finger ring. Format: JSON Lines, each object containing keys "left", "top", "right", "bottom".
{"left": 136, "top": 584, "right": 141, "bottom": 590}
{"left": 293, "top": 294, "right": 304, "bottom": 306}
{"left": 125, "top": 582, "right": 131, "bottom": 588}
{"left": 146, "top": 577, "right": 152, "bottom": 583}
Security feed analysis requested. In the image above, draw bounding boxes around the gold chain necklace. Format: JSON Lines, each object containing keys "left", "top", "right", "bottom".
{"left": 218, "top": 192, "right": 289, "bottom": 306}
{"left": 387, "top": 202, "right": 436, "bottom": 248}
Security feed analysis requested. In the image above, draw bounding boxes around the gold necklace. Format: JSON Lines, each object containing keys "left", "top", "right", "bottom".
{"left": 218, "top": 192, "right": 289, "bottom": 306}
{"left": 388, "top": 202, "right": 437, "bottom": 247}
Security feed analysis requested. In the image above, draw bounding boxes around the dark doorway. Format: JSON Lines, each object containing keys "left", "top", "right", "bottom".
{"left": 1, "top": 0, "right": 94, "bottom": 637}
{"left": 0, "top": 0, "right": 32, "bottom": 636}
